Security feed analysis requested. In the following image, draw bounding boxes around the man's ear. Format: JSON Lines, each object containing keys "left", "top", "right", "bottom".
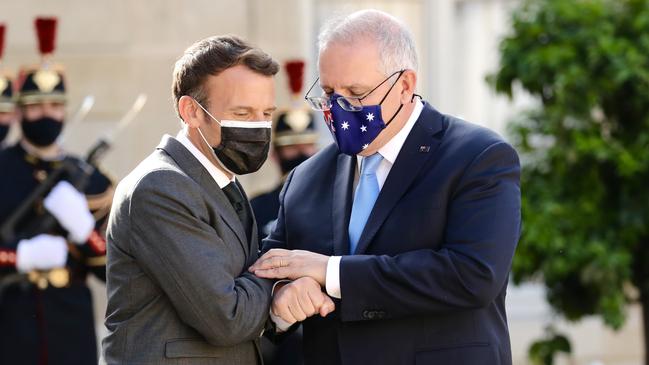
{"left": 399, "top": 70, "right": 417, "bottom": 104}
{"left": 178, "top": 95, "right": 200, "bottom": 128}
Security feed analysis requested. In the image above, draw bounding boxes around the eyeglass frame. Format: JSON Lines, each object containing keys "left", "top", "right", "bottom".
{"left": 304, "top": 69, "right": 406, "bottom": 112}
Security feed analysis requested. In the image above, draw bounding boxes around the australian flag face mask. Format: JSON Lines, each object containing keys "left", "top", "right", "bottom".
{"left": 322, "top": 70, "right": 405, "bottom": 156}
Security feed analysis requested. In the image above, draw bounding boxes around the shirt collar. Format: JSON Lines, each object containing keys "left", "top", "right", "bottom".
{"left": 176, "top": 129, "right": 234, "bottom": 189}
{"left": 357, "top": 99, "right": 424, "bottom": 167}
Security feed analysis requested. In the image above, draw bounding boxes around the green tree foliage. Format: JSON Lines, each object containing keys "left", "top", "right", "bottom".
{"left": 490, "top": 0, "right": 649, "bottom": 354}
{"left": 529, "top": 327, "right": 571, "bottom": 365}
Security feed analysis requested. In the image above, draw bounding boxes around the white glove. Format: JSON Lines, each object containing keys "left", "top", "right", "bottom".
{"left": 16, "top": 234, "right": 68, "bottom": 273}
{"left": 43, "top": 180, "right": 95, "bottom": 244}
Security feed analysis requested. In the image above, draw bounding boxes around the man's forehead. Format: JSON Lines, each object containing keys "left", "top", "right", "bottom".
{"left": 204, "top": 70, "right": 275, "bottom": 106}
{"left": 210, "top": 65, "right": 274, "bottom": 85}
{"left": 318, "top": 69, "right": 384, "bottom": 90}
{"left": 319, "top": 79, "right": 371, "bottom": 90}
{"left": 317, "top": 43, "right": 384, "bottom": 89}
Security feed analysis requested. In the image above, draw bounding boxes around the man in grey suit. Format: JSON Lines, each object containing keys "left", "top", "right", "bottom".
{"left": 102, "top": 35, "right": 333, "bottom": 365}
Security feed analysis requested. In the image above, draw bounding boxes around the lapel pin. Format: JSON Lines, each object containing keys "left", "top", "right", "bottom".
{"left": 419, "top": 145, "right": 430, "bottom": 153}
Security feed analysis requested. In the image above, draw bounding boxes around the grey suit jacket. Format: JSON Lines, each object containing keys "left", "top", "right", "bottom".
{"left": 102, "top": 135, "right": 272, "bottom": 365}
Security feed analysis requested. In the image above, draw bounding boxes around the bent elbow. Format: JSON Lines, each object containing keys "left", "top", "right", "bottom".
{"left": 201, "top": 320, "right": 262, "bottom": 347}
{"left": 203, "top": 334, "right": 238, "bottom": 348}
{"left": 461, "top": 270, "right": 505, "bottom": 309}
{"left": 470, "top": 286, "right": 500, "bottom": 308}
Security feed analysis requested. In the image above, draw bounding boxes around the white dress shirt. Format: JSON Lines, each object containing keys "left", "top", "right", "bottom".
{"left": 175, "top": 129, "right": 234, "bottom": 188}
{"left": 325, "top": 100, "right": 424, "bottom": 299}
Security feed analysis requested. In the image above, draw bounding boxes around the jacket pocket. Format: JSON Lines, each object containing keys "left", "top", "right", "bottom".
{"left": 415, "top": 342, "right": 498, "bottom": 364}
{"left": 165, "top": 338, "right": 222, "bottom": 358}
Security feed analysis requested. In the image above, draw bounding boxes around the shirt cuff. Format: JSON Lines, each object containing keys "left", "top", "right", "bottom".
{"left": 270, "top": 311, "right": 293, "bottom": 332}
{"left": 269, "top": 279, "right": 294, "bottom": 332}
{"left": 325, "top": 256, "right": 342, "bottom": 299}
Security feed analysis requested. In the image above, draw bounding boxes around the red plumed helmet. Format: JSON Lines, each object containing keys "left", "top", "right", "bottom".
{"left": 285, "top": 60, "right": 305, "bottom": 96}
{"left": 35, "top": 17, "right": 57, "bottom": 55}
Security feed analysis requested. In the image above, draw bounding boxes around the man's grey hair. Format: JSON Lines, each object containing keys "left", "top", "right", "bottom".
{"left": 318, "top": 9, "right": 418, "bottom": 75}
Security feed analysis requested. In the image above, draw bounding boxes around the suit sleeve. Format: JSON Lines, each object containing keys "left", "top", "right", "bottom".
{"left": 338, "top": 141, "right": 521, "bottom": 322}
{"left": 129, "top": 170, "right": 272, "bottom": 346}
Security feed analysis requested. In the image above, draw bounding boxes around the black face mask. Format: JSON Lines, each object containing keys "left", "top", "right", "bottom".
{"left": 279, "top": 153, "right": 310, "bottom": 175}
{"left": 21, "top": 116, "right": 63, "bottom": 147}
{"left": 211, "top": 124, "right": 271, "bottom": 175}
{"left": 193, "top": 98, "right": 272, "bottom": 175}
{"left": 0, "top": 124, "right": 9, "bottom": 143}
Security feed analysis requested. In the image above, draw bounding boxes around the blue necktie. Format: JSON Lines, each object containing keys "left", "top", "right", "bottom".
{"left": 348, "top": 153, "right": 383, "bottom": 254}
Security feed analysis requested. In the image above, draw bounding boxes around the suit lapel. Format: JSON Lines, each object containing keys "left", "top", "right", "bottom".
{"left": 198, "top": 173, "right": 249, "bottom": 257}
{"left": 156, "top": 135, "right": 249, "bottom": 253}
{"left": 332, "top": 153, "right": 355, "bottom": 256}
{"left": 354, "top": 103, "right": 446, "bottom": 255}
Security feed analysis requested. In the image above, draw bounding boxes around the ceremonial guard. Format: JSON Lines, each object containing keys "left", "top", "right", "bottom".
{"left": 0, "top": 17, "right": 114, "bottom": 365}
{"left": 0, "top": 23, "right": 17, "bottom": 146}
{"left": 252, "top": 60, "right": 319, "bottom": 365}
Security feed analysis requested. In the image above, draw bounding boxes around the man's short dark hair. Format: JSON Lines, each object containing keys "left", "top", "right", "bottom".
{"left": 172, "top": 35, "right": 279, "bottom": 118}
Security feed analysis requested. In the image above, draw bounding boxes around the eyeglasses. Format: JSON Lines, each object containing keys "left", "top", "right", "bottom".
{"left": 304, "top": 70, "right": 405, "bottom": 112}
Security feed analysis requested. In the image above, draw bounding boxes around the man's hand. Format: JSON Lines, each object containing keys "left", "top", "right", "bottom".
{"left": 250, "top": 249, "right": 329, "bottom": 286}
{"left": 272, "top": 277, "right": 335, "bottom": 325}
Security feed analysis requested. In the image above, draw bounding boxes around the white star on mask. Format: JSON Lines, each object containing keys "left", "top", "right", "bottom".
{"left": 341, "top": 121, "right": 350, "bottom": 130}
{"left": 366, "top": 113, "right": 375, "bottom": 121}
{"left": 362, "top": 143, "right": 369, "bottom": 150}
{"left": 360, "top": 125, "right": 368, "bottom": 132}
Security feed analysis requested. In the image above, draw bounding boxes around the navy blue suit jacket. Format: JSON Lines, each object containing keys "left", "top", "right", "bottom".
{"left": 263, "top": 102, "right": 521, "bottom": 365}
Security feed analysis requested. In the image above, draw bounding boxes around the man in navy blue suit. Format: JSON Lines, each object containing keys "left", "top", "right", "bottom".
{"left": 251, "top": 9, "right": 521, "bottom": 365}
